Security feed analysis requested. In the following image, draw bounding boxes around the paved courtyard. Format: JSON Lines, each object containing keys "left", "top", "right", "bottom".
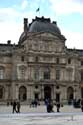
{"left": 0, "top": 104, "right": 82, "bottom": 113}
{"left": 0, "top": 105, "right": 83, "bottom": 125}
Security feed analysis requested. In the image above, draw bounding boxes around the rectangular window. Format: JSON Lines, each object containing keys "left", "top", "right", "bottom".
{"left": 43, "top": 67, "right": 50, "bottom": 80}
{"left": 44, "top": 72, "right": 50, "bottom": 79}
{"left": 68, "top": 58, "right": 71, "bottom": 64}
{"left": 20, "top": 68, "right": 25, "bottom": 79}
{"left": 34, "top": 68, "right": 39, "bottom": 80}
{"left": 0, "top": 69, "right": 4, "bottom": 79}
{"left": 56, "top": 69, "right": 60, "bottom": 80}
{"left": 21, "top": 56, "right": 24, "bottom": 62}
{"left": 56, "top": 58, "right": 59, "bottom": 64}
{"left": 68, "top": 70, "right": 72, "bottom": 81}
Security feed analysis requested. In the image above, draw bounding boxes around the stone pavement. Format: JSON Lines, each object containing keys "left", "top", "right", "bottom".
{"left": 0, "top": 104, "right": 82, "bottom": 114}
{"left": 0, "top": 105, "right": 83, "bottom": 125}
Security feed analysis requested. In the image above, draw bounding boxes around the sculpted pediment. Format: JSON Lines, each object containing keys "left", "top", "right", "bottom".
{"left": 22, "top": 32, "right": 66, "bottom": 53}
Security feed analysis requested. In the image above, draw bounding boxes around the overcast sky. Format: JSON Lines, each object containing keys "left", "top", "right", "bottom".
{"left": 0, "top": 0, "right": 83, "bottom": 49}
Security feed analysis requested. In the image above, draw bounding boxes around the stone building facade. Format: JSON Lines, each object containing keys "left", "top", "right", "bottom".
{"left": 0, "top": 16, "right": 83, "bottom": 104}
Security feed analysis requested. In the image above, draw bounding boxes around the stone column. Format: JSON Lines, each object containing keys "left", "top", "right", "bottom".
{"left": 5, "top": 85, "right": 9, "bottom": 100}
{"left": 51, "top": 85, "right": 54, "bottom": 100}
{"left": 12, "top": 82, "right": 16, "bottom": 100}
{"left": 27, "top": 85, "right": 31, "bottom": 102}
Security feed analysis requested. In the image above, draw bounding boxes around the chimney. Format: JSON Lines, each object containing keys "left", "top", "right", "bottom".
{"left": 7, "top": 40, "right": 11, "bottom": 45}
{"left": 24, "top": 18, "right": 28, "bottom": 33}
{"left": 52, "top": 21, "right": 57, "bottom": 25}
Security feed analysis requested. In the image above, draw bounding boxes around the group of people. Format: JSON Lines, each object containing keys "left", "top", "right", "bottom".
{"left": 30, "top": 99, "right": 39, "bottom": 107}
{"left": 12, "top": 100, "right": 21, "bottom": 113}
{"left": 45, "top": 98, "right": 60, "bottom": 113}
{"left": 6, "top": 98, "right": 83, "bottom": 113}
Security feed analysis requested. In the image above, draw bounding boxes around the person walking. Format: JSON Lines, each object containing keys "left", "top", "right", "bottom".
{"left": 56, "top": 101, "right": 60, "bottom": 112}
{"left": 12, "top": 100, "right": 17, "bottom": 113}
{"left": 47, "top": 100, "right": 54, "bottom": 113}
{"left": 17, "top": 100, "right": 21, "bottom": 113}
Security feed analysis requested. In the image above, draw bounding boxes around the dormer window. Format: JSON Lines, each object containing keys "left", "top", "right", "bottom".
{"left": 56, "top": 58, "right": 59, "bottom": 64}
{"left": 35, "top": 56, "right": 38, "bottom": 62}
{"left": 68, "top": 58, "right": 71, "bottom": 64}
{"left": 21, "top": 56, "right": 24, "bottom": 62}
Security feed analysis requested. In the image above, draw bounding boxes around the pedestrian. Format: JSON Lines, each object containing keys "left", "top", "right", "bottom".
{"left": 56, "top": 101, "right": 60, "bottom": 112}
{"left": 47, "top": 100, "right": 54, "bottom": 113}
{"left": 17, "top": 100, "right": 21, "bottom": 113}
{"left": 80, "top": 98, "right": 83, "bottom": 112}
{"left": 12, "top": 100, "right": 17, "bottom": 113}
{"left": 45, "top": 98, "right": 49, "bottom": 107}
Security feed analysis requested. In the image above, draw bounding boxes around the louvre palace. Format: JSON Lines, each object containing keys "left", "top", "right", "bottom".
{"left": 0, "top": 16, "right": 83, "bottom": 104}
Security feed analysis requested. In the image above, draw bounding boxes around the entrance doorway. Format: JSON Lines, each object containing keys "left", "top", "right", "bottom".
{"left": 44, "top": 86, "right": 51, "bottom": 100}
{"left": 19, "top": 86, "right": 27, "bottom": 101}
{"left": 67, "top": 87, "right": 74, "bottom": 104}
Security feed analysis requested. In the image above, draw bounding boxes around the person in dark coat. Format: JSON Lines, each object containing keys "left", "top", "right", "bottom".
{"left": 56, "top": 101, "right": 60, "bottom": 112}
{"left": 47, "top": 101, "right": 54, "bottom": 113}
{"left": 17, "top": 101, "right": 21, "bottom": 113}
{"left": 12, "top": 100, "right": 17, "bottom": 113}
{"left": 80, "top": 98, "right": 83, "bottom": 112}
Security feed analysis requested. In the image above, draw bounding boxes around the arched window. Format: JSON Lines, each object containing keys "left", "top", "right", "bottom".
{"left": 67, "top": 87, "right": 74, "bottom": 101}
{"left": 19, "top": 86, "right": 27, "bottom": 101}
{"left": 44, "top": 86, "right": 51, "bottom": 99}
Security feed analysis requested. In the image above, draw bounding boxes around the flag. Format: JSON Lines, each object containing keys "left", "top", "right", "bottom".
{"left": 36, "top": 8, "right": 40, "bottom": 12}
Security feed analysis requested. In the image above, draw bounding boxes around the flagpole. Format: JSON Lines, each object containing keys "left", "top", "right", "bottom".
{"left": 39, "top": 0, "right": 40, "bottom": 17}
{"left": 36, "top": 0, "right": 41, "bottom": 17}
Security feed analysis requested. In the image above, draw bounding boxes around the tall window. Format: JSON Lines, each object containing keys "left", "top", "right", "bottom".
{"left": 68, "top": 70, "right": 72, "bottom": 81}
{"left": 19, "top": 66, "right": 26, "bottom": 79}
{"left": 21, "top": 56, "right": 24, "bottom": 62}
{"left": 68, "top": 58, "right": 71, "bottom": 64}
{"left": 35, "top": 56, "right": 38, "bottom": 62}
{"left": 56, "top": 58, "right": 59, "bottom": 64}
{"left": 34, "top": 67, "right": 39, "bottom": 80}
{"left": 43, "top": 67, "right": 50, "bottom": 79}
{"left": 56, "top": 69, "right": 60, "bottom": 80}
{"left": 0, "top": 69, "right": 4, "bottom": 79}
